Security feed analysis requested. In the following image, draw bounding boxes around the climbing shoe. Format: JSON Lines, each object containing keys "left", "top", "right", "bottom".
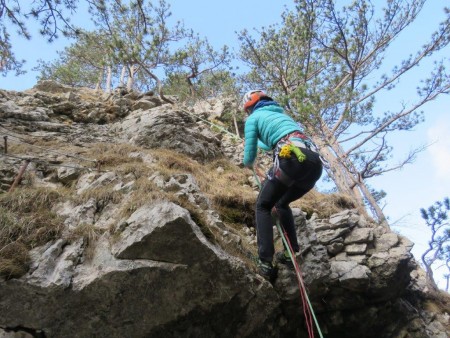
{"left": 256, "top": 258, "right": 277, "bottom": 282}
{"left": 275, "top": 250, "right": 294, "bottom": 270}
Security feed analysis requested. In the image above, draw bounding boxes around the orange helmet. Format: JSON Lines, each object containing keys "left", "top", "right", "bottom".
{"left": 242, "top": 89, "right": 268, "bottom": 113}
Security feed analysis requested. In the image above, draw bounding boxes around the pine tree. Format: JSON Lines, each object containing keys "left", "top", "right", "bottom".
{"left": 421, "top": 197, "right": 450, "bottom": 290}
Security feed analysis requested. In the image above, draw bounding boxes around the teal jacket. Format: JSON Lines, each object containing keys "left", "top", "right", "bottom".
{"left": 243, "top": 102, "right": 300, "bottom": 167}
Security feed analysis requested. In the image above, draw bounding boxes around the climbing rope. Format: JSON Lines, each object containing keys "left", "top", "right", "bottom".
{"left": 252, "top": 168, "right": 324, "bottom": 338}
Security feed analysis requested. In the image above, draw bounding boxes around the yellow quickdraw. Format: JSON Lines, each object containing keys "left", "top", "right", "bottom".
{"left": 279, "top": 144, "right": 292, "bottom": 158}
{"left": 278, "top": 144, "right": 306, "bottom": 162}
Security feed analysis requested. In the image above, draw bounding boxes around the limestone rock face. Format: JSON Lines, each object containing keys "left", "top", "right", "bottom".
{"left": 113, "top": 107, "right": 222, "bottom": 162}
{"left": 0, "top": 84, "right": 448, "bottom": 338}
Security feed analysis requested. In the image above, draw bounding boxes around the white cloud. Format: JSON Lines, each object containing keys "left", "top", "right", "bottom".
{"left": 427, "top": 119, "right": 450, "bottom": 179}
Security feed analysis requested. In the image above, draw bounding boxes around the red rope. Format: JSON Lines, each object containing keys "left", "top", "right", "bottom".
{"left": 279, "top": 223, "right": 315, "bottom": 338}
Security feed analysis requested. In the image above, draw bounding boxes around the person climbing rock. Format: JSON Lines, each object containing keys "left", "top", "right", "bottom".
{"left": 242, "top": 90, "right": 323, "bottom": 282}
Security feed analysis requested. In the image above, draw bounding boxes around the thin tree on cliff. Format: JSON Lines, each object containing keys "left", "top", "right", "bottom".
{"left": 86, "top": 0, "right": 230, "bottom": 101}
{"left": 238, "top": 0, "right": 450, "bottom": 223}
{"left": 35, "top": 31, "right": 112, "bottom": 89}
{"left": 421, "top": 197, "right": 450, "bottom": 291}
{"left": 35, "top": 28, "right": 150, "bottom": 92}
{"left": 168, "top": 35, "right": 233, "bottom": 100}
{"left": 33, "top": 0, "right": 233, "bottom": 97}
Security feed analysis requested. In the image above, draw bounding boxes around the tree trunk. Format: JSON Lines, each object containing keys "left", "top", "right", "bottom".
{"left": 313, "top": 136, "right": 369, "bottom": 217}
{"left": 126, "top": 65, "right": 136, "bottom": 91}
{"left": 137, "top": 61, "right": 173, "bottom": 104}
{"left": 308, "top": 117, "right": 387, "bottom": 223}
{"left": 233, "top": 114, "right": 240, "bottom": 138}
{"left": 357, "top": 180, "right": 387, "bottom": 224}
{"left": 105, "top": 65, "right": 112, "bottom": 93}
{"left": 119, "top": 65, "right": 127, "bottom": 86}
{"left": 95, "top": 67, "right": 104, "bottom": 91}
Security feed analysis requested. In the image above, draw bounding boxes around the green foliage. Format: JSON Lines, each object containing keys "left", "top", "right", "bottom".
{"left": 420, "top": 197, "right": 450, "bottom": 290}
{"left": 163, "top": 70, "right": 239, "bottom": 102}
{"left": 85, "top": 0, "right": 192, "bottom": 95}
{"left": 35, "top": 31, "right": 107, "bottom": 87}
{"left": 167, "top": 36, "right": 233, "bottom": 99}
{"left": 26, "top": 0, "right": 235, "bottom": 97}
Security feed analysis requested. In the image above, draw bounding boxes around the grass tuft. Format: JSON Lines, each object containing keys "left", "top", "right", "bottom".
{"left": 0, "top": 187, "right": 65, "bottom": 279}
{"left": 0, "top": 242, "right": 30, "bottom": 279}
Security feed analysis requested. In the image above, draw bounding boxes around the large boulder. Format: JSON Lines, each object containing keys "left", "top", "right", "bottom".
{"left": 114, "top": 107, "right": 222, "bottom": 162}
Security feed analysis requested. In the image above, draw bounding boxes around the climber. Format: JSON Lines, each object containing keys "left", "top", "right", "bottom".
{"left": 242, "top": 90, "right": 323, "bottom": 282}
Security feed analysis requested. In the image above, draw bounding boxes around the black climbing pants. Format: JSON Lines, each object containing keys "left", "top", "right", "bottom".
{"left": 256, "top": 148, "right": 323, "bottom": 263}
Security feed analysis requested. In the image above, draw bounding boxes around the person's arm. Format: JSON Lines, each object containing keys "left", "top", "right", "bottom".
{"left": 257, "top": 140, "right": 271, "bottom": 151}
{"left": 243, "top": 116, "right": 259, "bottom": 168}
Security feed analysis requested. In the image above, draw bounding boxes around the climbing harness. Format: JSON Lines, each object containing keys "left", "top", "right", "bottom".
{"left": 253, "top": 169, "right": 324, "bottom": 338}
{"left": 268, "top": 131, "right": 313, "bottom": 187}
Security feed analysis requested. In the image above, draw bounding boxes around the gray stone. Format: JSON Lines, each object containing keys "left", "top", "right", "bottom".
{"left": 344, "top": 228, "right": 373, "bottom": 244}
{"left": 115, "top": 108, "right": 222, "bottom": 162}
{"left": 329, "top": 210, "right": 352, "bottom": 228}
{"left": 345, "top": 243, "right": 367, "bottom": 255}
{"left": 315, "top": 223, "right": 332, "bottom": 231}
{"left": 0, "top": 85, "right": 448, "bottom": 338}
{"left": 27, "top": 239, "right": 84, "bottom": 288}
{"left": 0, "top": 328, "right": 34, "bottom": 337}
{"left": 131, "top": 99, "right": 157, "bottom": 111}
{"left": 76, "top": 172, "right": 117, "bottom": 194}
{"left": 334, "top": 252, "right": 348, "bottom": 261}
{"left": 389, "top": 245, "right": 412, "bottom": 262}
{"left": 317, "top": 227, "right": 351, "bottom": 244}
{"left": 0, "top": 100, "right": 51, "bottom": 121}
{"left": 347, "top": 255, "right": 367, "bottom": 264}
{"left": 57, "top": 164, "right": 82, "bottom": 184}
{"left": 375, "top": 233, "right": 399, "bottom": 251}
{"left": 330, "top": 260, "right": 371, "bottom": 291}
{"left": 327, "top": 241, "right": 345, "bottom": 255}
{"left": 367, "top": 252, "right": 390, "bottom": 268}
{"left": 59, "top": 198, "right": 97, "bottom": 229}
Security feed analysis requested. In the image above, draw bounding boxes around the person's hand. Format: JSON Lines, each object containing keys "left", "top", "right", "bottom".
{"left": 254, "top": 164, "right": 266, "bottom": 183}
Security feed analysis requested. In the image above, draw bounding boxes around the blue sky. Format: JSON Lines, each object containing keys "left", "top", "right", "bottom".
{"left": 2, "top": 0, "right": 450, "bottom": 288}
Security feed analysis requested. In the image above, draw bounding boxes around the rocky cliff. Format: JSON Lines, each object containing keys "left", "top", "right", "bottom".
{"left": 0, "top": 81, "right": 448, "bottom": 338}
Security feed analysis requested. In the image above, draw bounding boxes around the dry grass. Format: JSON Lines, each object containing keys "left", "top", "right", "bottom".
{"left": 0, "top": 187, "right": 65, "bottom": 279}
{"left": 150, "top": 148, "right": 199, "bottom": 175}
{"left": 0, "top": 187, "right": 64, "bottom": 214}
{"left": 114, "top": 162, "right": 153, "bottom": 179}
{"left": 140, "top": 148, "right": 356, "bottom": 254}
{"left": 85, "top": 143, "right": 144, "bottom": 168}
{"left": 8, "top": 142, "right": 35, "bottom": 154}
{"left": 73, "top": 185, "right": 124, "bottom": 208}
{"left": 291, "top": 190, "right": 356, "bottom": 218}
{"left": 0, "top": 242, "right": 29, "bottom": 279}
{"left": 117, "top": 177, "right": 169, "bottom": 219}
{"left": 148, "top": 149, "right": 257, "bottom": 228}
